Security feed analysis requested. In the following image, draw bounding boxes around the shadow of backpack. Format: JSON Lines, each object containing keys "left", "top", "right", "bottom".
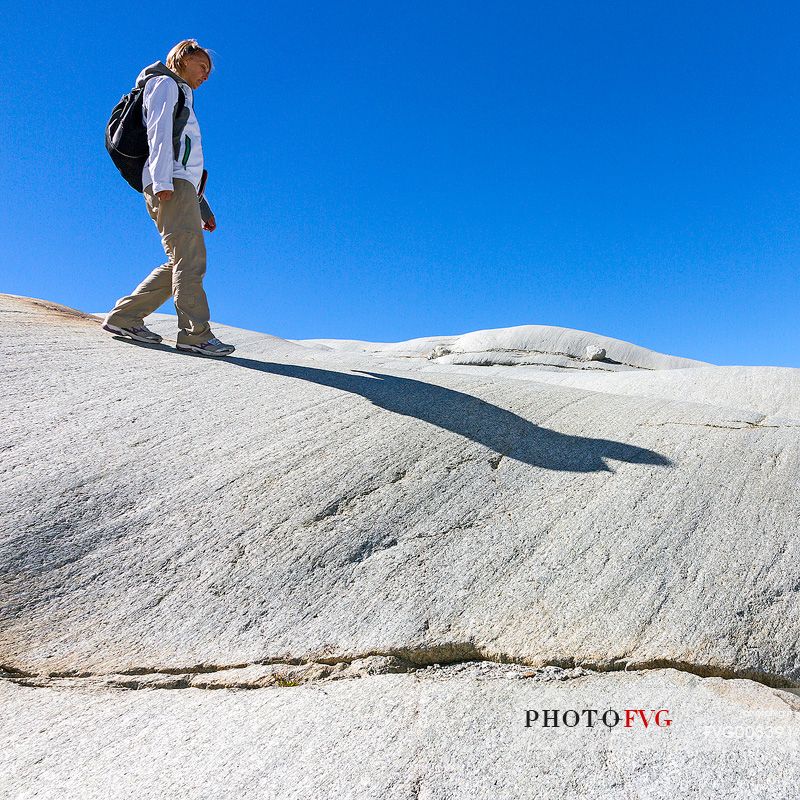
{"left": 105, "top": 76, "right": 187, "bottom": 192}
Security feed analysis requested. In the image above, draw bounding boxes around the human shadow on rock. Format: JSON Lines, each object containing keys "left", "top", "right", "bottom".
{"left": 224, "top": 359, "right": 672, "bottom": 473}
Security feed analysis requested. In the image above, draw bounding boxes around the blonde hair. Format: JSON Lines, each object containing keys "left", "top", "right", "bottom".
{"left": 166, "top": 39, "right": 213, "bottom": 75}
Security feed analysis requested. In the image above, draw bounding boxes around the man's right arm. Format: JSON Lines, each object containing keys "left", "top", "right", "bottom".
{"left": 143, "top": 77, "right": 179, "bottom": 198}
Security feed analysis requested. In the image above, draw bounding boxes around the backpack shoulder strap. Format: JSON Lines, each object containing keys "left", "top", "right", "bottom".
{"left": 140, "top": 74, "right": 188, "bottom": 160}
{"left": 171, "top": 82, "right": 189, "bottom": 160}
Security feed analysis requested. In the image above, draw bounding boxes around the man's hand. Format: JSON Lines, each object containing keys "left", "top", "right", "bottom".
{"left": 203, "top": 215, "right": 217, "bottom": 232}
{"left": 156, "top": 190, "right": 173, "bottom": 202}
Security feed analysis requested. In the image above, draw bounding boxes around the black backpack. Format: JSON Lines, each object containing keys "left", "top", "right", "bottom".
{"left": 105, "top": 76, "right": 187, "bottom": 192}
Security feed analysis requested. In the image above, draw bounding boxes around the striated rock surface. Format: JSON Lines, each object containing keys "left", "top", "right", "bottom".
{"left": 1, "top": 293, "right": 799, "bottom": 798}
{"left": 2, "top": 667, "right": 799, "bottom": 800}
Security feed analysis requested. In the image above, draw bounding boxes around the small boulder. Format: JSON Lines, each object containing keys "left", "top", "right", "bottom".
{"left": 584, "top": 345, "right": 607, "bottom": 361}
{"left": 428, "top": 345, "right": 451, "bottom": 360}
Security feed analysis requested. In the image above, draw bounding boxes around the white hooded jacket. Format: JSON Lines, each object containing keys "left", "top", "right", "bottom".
{"left": 136, "top": 62, "right": 211, "bottom": 219}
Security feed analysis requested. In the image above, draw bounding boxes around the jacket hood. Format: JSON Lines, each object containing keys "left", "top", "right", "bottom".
{"left": 135, "top": 61, "right": 189, "bottom": 89}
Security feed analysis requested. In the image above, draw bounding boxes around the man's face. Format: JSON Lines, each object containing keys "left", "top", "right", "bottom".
{"left": 181, "top": 53, "right": 211, "bottom": 90}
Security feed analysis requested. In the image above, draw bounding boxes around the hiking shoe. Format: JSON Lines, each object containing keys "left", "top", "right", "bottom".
{"left": 103, "top": 322, "right": 163, "bottom": 344}
{"left": 176, "top": 337, "right": 236, "bottom": 357}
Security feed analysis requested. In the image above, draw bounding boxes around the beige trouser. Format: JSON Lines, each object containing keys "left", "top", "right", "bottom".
{"left": 105, "top": 179, "right": 213, "bottom": 345}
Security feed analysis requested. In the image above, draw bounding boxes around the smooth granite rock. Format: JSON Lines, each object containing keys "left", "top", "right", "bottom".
{"left": 1, "top": 293, "right": 799, "bottom": 798}
{"left": 2, "top": 667, "right": 799, "bottom": 800}
{"left": 434, "top": 323, "right": 708, "bottom": 370}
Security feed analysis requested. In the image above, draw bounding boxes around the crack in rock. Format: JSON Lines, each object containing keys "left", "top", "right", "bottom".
{"left": 3, "top": 647, "right": 797, "bottom": 692}
{"left": 1, "top": 657, "right": 591, "bottom": 691}
{"left": 305, "top": 469, "right": 408, "bottom": 525}
{"left": 488, "top": 454, "right": 504, "bottom": 470}
{"left": 446, "top": 347, "right": 646, "bottom": 371}
{"left": 640, "top": 420, "right": 797, "bottom": 431}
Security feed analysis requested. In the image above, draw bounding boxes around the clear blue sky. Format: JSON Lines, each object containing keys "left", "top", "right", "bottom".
{"left": 3, "top": 1, "right": 800, "bottom": 365}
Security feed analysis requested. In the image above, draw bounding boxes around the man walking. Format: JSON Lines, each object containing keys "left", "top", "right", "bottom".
{"left": 103, "top": 39, "right": 235, "bottom": 357}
